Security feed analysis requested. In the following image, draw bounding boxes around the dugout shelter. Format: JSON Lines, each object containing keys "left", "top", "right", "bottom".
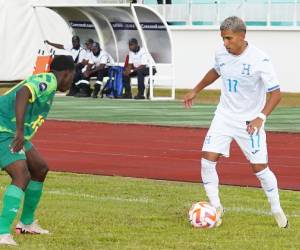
{"left": 0, "top": 0, "right": 175, "bottom": 100}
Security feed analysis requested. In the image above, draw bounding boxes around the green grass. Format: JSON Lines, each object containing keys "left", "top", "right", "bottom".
{"left": 48, "top": 96, "right": 300, "bottom": 132}
{"left": 0, "top": 172, "right": 299, "bottom": 250}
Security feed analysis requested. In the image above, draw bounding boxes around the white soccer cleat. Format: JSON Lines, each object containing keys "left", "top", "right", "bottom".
{"left": 215, "top": 205, "right": 224, "bottom": 228}
{"left": 16, "top": 220, "right": 49, "bottom": 234}
{"left": 273, "top": 209, "right": 288, "bottom": 228}
{"left": 0, "top": 234, "right": 17, "bottom": 246}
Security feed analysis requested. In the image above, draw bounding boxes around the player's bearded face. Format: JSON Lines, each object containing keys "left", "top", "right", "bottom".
{"left": 221, "top": 30, "right": 246, "bottom": 55}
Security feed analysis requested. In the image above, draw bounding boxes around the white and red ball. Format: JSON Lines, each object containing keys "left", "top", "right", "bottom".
{"left": 188, "top": 201, "right": 218, "bottom": 228}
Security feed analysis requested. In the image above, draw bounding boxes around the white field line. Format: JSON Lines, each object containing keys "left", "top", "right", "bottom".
{"left": 0, "top": 185, "right": 299, "bottom": 217}
{"left": 46, "top": 190, "right": 152, "bottom": 204}
{"left": 225, "top": 207, "right": 300, "bottom": 218}
{"left": 41, "top": 190, "right": 300, "bottom": 217}
{"left": 0, "top": 185, "right": 151, "bottom": 204}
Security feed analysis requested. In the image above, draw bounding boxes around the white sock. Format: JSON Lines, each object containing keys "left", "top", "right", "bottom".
{"left": 255, "top": 167, "right": 282, "bottom": 214}
{"left": 201, "top": 158, "right": 221, "bottom": 208}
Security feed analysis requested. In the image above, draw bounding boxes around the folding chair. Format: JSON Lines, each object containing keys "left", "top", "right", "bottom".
{"left": 32, "top": 49, "right": 55, "bottom": 74}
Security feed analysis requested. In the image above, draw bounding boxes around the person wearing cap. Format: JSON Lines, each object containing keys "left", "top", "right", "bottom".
{"left": 76, "top": 42, "right": 115, "bottom": 98}
{"left": 123, "top": 38, "right": 156, "bottom": 99}
{"left": 69, "top": 38, "right": 95, "bottom": 96}
{"left": 45, "top": 36, "right": 86, "bottom": 96}
{"left": 83, "top": 38, "right": 94, "bottom": 65}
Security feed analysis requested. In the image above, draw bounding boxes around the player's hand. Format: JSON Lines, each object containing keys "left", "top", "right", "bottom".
{"left": 246, "top": 117, "right": 264, "bottom": 135}
{"left": 11, "top": 130, "right": 25, "bottom": 153}
{"left": 44, "top": 40, "right": 49, "bottom": 44}
{"left": 184, "top": 91, "right": 197, "bottom": 109}
{"left": 83, "top": 71, "right": 90, "bottom": 78}
{"left": 123, "top": 69, "right": 131, "bottom": 76}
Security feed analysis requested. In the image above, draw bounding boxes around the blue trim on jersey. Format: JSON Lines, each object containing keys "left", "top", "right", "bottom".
{"left": 267, "top": 85, "right": 280, "bottom": 92}
{"left": 251, "top": 136, "right": 255, "bottom": 148}
{"left": 250, "top": 133, "right": 260, "bottom": 149}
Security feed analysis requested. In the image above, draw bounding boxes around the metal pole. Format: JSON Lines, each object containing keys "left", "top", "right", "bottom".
{"left": 267, "top": 0, "right": 271, "bottom": 27}
{"left": 293, "top": 0, "right": 297, "bottom": 27}
{"left": 188, "top": 0, "right": 192, "bottom": 26}
{"left": 216, "top": 1, "right": 220, "bottom": 25}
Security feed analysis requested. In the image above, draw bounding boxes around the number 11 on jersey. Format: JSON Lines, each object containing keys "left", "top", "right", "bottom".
{"left": 227, "top": 79, "right": 238, "bottom": 93}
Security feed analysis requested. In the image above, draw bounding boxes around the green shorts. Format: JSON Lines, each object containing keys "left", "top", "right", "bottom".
{"left": 0, "top": 137, "right": 33, "bottom": 169}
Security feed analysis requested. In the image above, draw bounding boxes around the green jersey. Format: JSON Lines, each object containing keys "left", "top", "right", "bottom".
{"left": 0, "top": 73, "right": 57, "bottom": 140}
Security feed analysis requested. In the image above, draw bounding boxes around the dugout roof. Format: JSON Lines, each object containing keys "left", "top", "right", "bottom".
{"left": 32, "top": 2, "right": 173, "bottom": 65}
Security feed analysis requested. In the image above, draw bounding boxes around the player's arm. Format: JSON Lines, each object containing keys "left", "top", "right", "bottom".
{"left": 92, "top": 63, "right": 106, "bottom": 73}
{"left": 247, "top": 57, "right": 281, "bottom": 135}
{"left": 11, "top": 86, "right": 32, "bottom": 152}
{"left": 247, "top": 89, "right": 281, "bottom": 135}
{"left": 184, "top": 68, "right": 220, "bottom": 108}
{"left": 261, "top": 89, "right": 281, "bottom": 116}
{"left": 44, "top": 40, "right": 64, "bottom": 50}
{"left": 84, "top": 61, "right": 97, "bottom": 77}
{"left": 124, "top": 63, "right": 134, "bottom": 76}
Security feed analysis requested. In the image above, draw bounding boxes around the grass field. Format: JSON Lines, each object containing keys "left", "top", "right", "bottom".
{"left": 0, "top": 172, "right": 299, "bottom": 250}
{"left": 0, "top": 89, "right": 299, "bottom": 249}
{"left": 48, "top": 96, "right": 300, "bottom": 132}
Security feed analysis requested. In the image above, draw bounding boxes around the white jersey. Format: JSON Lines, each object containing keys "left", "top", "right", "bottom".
{"left": 214, "top": 44, "right": 280, "bottom": 121}
{"left": 129, "top": 47, "right": 155, "bottom": 68}
{"left": 81, "top": 50, "right": 93, "bottom": 73}
{"left": 88, "top": 50, "right": 114, "bottom": 67}
{"left": 84, "top": 50, "right": 93, "bottom": 61}
{"left": 64, "top": 45, "right": 86, "bottom": 63}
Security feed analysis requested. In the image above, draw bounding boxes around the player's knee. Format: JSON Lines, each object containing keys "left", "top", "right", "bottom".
{"left": 23, "top": 170, "right": 31, "bottom": 187}
{"left": 202, "top": 151, "right": 220, "bottom": 162}
{"left": 41, "top": 164, "right": 49, "bottom": 177}
{"left": 201, "top": 158, "right": 216, "bottom": 172}
{"left": 30, "top": 162, "right": 49, "bottom": 181}
{"left": 38, "top": 163, "right": 49, "bottom": 179}
{"left": 11, "top": 167, "right": 31, "bottom": 190}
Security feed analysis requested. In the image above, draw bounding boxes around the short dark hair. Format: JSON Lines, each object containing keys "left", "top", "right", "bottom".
{"left": 85, "top": 38, "right": 94, "bottom": 44}
{"left": 220, "top": 16, "right": 246, "bottom": 33}
{"left": 50, "top": 55, "right": 75, "bottom": 71}
{"left": 129, "top": 38, "right": 138, "bottom": 45}
{"left": 72, "top": 35, "right": 80, "bottom": 42}
{"left": 92, "top": 42, "right": 100, "bottom": 49}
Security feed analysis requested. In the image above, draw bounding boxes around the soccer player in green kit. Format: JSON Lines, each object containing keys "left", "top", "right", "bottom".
{"left": 0, "top": 55, "right": 75, "bottom": 246}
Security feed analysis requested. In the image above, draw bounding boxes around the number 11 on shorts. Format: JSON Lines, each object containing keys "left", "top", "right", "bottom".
{"left": 227, "top": 79, "right": 238, "bottom": 93}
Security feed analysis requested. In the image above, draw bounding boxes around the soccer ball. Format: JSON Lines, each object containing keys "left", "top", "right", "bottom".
{"left": 188, "top": 201, "right": 218, "bottom": 228}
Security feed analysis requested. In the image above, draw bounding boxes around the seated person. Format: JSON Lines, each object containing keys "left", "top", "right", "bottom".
{"left": 45, "top": 36, "right": 86, "bottom": 96}
{"left": 76, "top": 42, "right": 115, "bottom": 98}
{"left": 71, "top": 38, "right": 94, "bottom": 96}
{"left": 83, "top": 38, "right": 94, "bottom": 66}
{"left": 123, "top": 38, "right": 156, "bottom": 99}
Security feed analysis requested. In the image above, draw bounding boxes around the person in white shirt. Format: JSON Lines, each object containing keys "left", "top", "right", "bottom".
{"left": 83, "top": 38, "right": 94, "bottom": 66}
{"left": 71, "top": 38, "right": 94, "bottom": 96}
{"left": 184, "top": 16, "right": 288, "bottom": 229}
{"left": 45, "top": 36, "right": 86, "bottom": 96}
{"left": 76, "top": 42, "right": 114, "bottom": 98}
{"left": 123, "top": 38, "right": 156, "bottom": 99}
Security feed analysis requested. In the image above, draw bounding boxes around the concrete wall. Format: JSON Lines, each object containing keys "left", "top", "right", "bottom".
{"left": 171, "top": 28, "right": 300, "bottom": 92}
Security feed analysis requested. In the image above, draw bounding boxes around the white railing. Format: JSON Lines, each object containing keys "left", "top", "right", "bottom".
{"left": 142, "top": 0, "right": 300, "bottom": 27}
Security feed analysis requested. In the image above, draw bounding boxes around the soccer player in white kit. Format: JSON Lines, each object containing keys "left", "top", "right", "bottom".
{"left": 184, "top": 16, "right": 288, "bottom": 228}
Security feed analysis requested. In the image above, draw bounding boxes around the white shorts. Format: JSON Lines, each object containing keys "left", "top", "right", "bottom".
{"left": 202, "top": 113, "right": 268, "bottom": 164}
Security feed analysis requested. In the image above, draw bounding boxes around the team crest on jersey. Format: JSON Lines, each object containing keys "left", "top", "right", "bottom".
{"left": 39, "top": 82, "right": 48, "bottom": 92}
{"left": 241, "top": 64, "right": 251, "bottom": 75}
